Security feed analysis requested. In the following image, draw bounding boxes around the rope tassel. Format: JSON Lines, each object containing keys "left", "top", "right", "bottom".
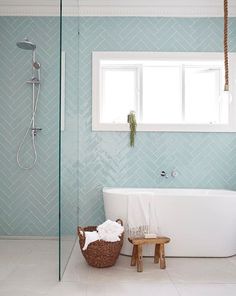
{"left": 224, "top": 0, "right": 229, "bottom": 91}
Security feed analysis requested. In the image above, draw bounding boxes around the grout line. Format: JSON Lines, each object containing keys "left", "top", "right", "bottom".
{"left": 171, "top": 280, "right": 184, "bottom": 296}
{"left": 165, "top": 265, "right": 182, "bottom": 296}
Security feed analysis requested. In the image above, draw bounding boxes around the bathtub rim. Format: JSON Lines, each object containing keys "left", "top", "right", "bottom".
{"left": 103, "top": 187, "right": 236, "bottom": 196}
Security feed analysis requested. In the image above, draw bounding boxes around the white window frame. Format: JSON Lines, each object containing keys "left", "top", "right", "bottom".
{"left": 92, "top": 51, "right": 236, "bottom": 132}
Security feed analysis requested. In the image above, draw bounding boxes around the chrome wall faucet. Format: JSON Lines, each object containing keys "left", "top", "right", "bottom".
{"left": 161, "top": 169, "right": 178, "bottom": 179}
{"left": 160, "top": 171, "right": 168, "bottom": 178}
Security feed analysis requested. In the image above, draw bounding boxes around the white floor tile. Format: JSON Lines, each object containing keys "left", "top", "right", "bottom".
{"left": 86, "top": 282, "right": 179, "bottom": 296}
{"left": 228, "top": 255, "right": 236, "bottom": 266}
{"left": 18, "top": 250, "right": 58, "bottom": 265}
{"left": 0, "top": 239, "right": 236, "bottom": 296}
{"left": 29, "top": 239, "right": 58, "bottom": 253}
{"left": 167, "top": 258, "right": 236, "bottom": 283}
{"left": 62, "top": 259, "right": 91, "bottom": 283}
{"left": 0, "top": 239, "right": 58, "bottom": 282}
{"left": 176, "top": 284, "right": 236, "bottom": 296}
{"left": 0, "top": 280, "right": 56, "bottom": 296}
{"left": 87, "top": 255, "right": 172, "bottom": 284}
{"left": 0, "top": 264, "right": 18, "bottom": 281}
{"left": 62, "top": 242, "right": 91, "bottom": 282}
{"left": 0, "top": 242, "right": 32, "bottom": 264}
{"left": 6, "top": 263, "right": 58, "bottom": 282}
{"left": 0, "top": 239, "right": 34, "bottom": 251}
{"left": 45, "top": 282, "right": 86, "bottom": 296}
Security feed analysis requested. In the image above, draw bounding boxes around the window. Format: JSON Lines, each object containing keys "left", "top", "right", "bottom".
{"left": 101, "top": 66, "right": 139, "bottom": 123}
{"left": 92, "top": 52, "right": 236, "bottom": 132}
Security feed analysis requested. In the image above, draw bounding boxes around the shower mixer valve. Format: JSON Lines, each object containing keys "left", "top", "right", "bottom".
{"left": 31, "top": 128, "right": 42, "bottom": 136}
{"left": 160, "top": 170, "right": 178, "bottom": 178}
{"left": 160, "top": 171, "right": 168, "bottom": 178}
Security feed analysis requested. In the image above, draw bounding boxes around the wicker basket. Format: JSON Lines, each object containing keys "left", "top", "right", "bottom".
{"left": 77, "top": 219, "right": 124, "bottom": 268}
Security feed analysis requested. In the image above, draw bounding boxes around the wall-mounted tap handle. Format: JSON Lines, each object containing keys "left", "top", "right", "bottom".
{"left": 160, "top": 171, "right": 168, "bottom": 178}
{"left": 31, "top": 127, "right": 42, "bottom": 136}
{"left": 32, "top": 128, "right": 42, "bottom": 131}
{"left": 171, "top": 170, "right": 178, "bottom": 178}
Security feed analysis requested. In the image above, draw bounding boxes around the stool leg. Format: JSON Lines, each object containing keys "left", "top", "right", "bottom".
{"left": 131, "top": 245, "right": 138, "bottom": 266}
{"left": 137, "top": 245, "right": 143, "bottom": 272}
{"left": 159, "top": 244, "right": 166, "bottom": 269}
{"left": 154, "top": 244, "right": 160, "bottom": 264}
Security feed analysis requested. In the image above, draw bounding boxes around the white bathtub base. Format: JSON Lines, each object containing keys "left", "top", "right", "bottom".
{"left": 103, "top": 188, "right": 236, "bottom": 257}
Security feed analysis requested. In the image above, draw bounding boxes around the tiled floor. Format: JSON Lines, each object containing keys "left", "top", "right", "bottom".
{"left": 0, "top": 239, "right": 236, "bottom": 296}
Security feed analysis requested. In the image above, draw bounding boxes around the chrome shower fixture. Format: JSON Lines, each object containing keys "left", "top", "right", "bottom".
{"left": 16, "top": 37, "right": 42, "bottom": 170}
{"left": 17, "top": 37, "right": 40, "bottom": 70}
{"left": 33, "top": 61, "right": 41, "bottom": 69}
{"left": 16, "top": 37, "right": 36, "bottom": 50}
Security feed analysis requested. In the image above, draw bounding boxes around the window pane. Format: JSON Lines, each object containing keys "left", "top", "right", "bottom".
{"left": 142, "top": 66, "right": 182, "bottom": 123}
{"left": 100, "top": 68, "right": 137, "bottom": 123}
{"left": 185, "top": 66, "right": 225, "bottom": 124}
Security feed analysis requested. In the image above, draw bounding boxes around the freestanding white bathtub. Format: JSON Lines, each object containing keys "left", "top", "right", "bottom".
{"left": 103, "top": 187, "right": 236, "bottom": 257}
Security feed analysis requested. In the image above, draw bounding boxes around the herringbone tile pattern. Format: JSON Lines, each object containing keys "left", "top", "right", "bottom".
{"left": 0, "top": 17, "right": 61, "bottom": 236}
{"left": 60, "top": 17, "right": 79, "bottom": 236}
{"left": 1, "top": 16, "right": 236, "bottom": 234}
{"left": 78, "top": 17, "right": 236, "bottom": 226}
{"left": 0, "top": 16, "right": 79, "bottom": 237}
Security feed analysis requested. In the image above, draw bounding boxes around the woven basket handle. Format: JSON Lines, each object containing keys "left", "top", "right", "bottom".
{"left": 116, "top": 219, "right": 123, "bottom": 226}
{"left": 77, "top": 226, "right": 85, "bottom": 240}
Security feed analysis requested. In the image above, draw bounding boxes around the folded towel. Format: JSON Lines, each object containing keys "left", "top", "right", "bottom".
{"left": 127, "top": 192, "right": 161, "bottom": 236}
{"left": 97, "top": 220, "right": 124, "bottom": 242}
{"left": 82, "top": 231, "right": 100, "bottom": 251}
{"left": 127, "top": 193, "right": 152, "bottom": 235}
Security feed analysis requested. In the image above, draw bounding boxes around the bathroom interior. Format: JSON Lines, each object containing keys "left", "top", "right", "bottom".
{"left": 0, "top": 0, "right": 236, "bottom": 295}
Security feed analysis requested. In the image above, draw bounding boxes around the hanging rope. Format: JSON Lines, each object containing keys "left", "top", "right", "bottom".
{"left": 224, "top": 0, "right": 229, "bottom": 91}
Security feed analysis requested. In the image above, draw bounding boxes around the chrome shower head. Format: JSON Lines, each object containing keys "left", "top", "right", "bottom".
{"left": 16, "top": 38, "right": 36, "bottom": 50}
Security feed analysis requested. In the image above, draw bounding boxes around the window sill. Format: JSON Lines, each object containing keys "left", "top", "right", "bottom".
{"left": 92, "top": 122, "right": 236, "bottom": 133}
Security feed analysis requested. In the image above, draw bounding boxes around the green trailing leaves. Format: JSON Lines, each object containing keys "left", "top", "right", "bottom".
{"left": 128, "top": 111, "right": 137, "bottom": 147}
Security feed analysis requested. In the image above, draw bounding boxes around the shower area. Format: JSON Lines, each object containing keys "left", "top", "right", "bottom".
{"left": 16, "top": 38, "right": 41, "bottom": 170}
{"left": 0, "top": 0, "right": 79, "bottom": 280}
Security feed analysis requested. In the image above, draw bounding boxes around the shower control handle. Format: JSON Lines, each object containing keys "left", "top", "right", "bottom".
{"left": 160, "top": 171, "right": 168, "bottom": 178}
{"left": 31, "top": 127, "right": 42, "bottom": 136}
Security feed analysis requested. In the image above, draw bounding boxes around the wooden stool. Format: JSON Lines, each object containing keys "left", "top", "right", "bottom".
{"left": 128, "top": 236, "right": 170, "bottom": 272}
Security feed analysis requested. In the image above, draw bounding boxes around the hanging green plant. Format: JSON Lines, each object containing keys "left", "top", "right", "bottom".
{"left": 127, "top": 111, "right": 137, "bottom": 147}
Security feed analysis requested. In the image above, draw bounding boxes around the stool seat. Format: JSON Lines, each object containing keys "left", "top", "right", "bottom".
{"left": 128, "top": 236, "right": 170, "bottom": 272}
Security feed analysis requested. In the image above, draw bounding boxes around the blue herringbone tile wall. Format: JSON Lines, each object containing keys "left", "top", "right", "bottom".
{"left": 0, "top": 17, "right": 60, "bottom": 236}
{"left": 0, "top": 16, "right": 79, "bottom": 236}
{"left": 1, "top": 16, "right": 236, "bottom": 233}
{"left": 78, "top": 17, "right": 236, "bottom": 226}
{"left": 61, "top": 17, "right": 79, "bottom": 236}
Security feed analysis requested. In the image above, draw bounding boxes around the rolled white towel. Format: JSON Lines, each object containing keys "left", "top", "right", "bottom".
{"left": 97, "top": 220, "right": 124, "bottom": 242}
{"left": 82, "top": 231, "right": 100, "bottom": 251}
